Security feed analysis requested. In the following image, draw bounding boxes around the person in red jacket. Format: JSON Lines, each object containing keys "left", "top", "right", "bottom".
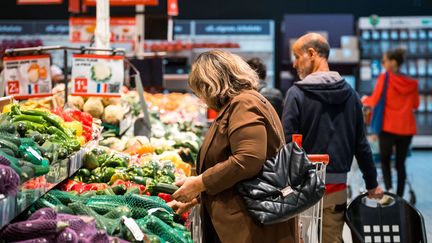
{"left": 362, "top": 48, "right": 419, "bottom": 197}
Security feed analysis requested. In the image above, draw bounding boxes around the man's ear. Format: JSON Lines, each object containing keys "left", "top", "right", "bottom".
{"left": 307, "top": 48, "right": 316, "bottom": 58}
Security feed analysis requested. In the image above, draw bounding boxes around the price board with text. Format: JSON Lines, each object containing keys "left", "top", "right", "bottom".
{"left": 71, "top": 54, "right": 124, "bottom": 98}
{"left": 3, "top": 55, "right": 52, "bottom": 99}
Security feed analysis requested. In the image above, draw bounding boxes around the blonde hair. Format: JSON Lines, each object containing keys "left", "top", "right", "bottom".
{"left": 188, "top": 49, "right": 259, "bottom": 111}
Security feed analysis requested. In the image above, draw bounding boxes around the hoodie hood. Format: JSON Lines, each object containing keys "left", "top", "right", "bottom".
{"left": 295, "top": 71, "right": 352, "bottom": 105}
{"left": 388, "top": 71, "right": 418, "bottom": 95}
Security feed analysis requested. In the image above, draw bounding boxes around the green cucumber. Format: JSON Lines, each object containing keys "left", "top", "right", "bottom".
{"left": 153, "top": 183, "right": 179, "bottom": 195}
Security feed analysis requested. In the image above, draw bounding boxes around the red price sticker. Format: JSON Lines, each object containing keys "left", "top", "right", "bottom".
{"left": 74, "top": 77, "right": 88, "bottom": 93}
{"left": 7, "top": 81, "right": 20, "bottom": 95}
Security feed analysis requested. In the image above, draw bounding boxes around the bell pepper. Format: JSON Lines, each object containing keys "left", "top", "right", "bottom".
{"left": 100, "top": 167, "right": 116, "bottom": 183}
{"left": 109, "top": 172, "right": 130, "bottom": 185}
{"left": 87, "top": 183, "right": 108, "bottom": 191}
{"left": 158, "top": 193, "right": 173, "bottom": 203}
{"left": 64, "top": 121, "right": 83, "bottom": 137}
{"left": 63, "top": 180, "right": 81, "bottom": 191}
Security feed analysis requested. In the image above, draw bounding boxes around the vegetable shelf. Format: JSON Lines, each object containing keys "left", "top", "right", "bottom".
{"left": 0, "top": 141, "right": 97, "bottom": 229}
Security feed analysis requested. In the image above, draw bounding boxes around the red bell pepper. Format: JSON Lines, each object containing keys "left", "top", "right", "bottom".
{"left": 157, "top": 193, "right": 173, "bottom": 203}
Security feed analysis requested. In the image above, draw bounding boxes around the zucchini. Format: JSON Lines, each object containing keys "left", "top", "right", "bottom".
{"left": 0, "top": 138, "right": 19, "bottom": 153}
{"left": 0, "top": 147, "right": 15, "bottom": 157}
{"left": 0, "top": 132, "right": 20, "bottom": 146}
{"left": 153, "top": 183, "right": 179, "bottom": 195}
{"left": 103, "top": 206, "right": 132, "bottom": 219}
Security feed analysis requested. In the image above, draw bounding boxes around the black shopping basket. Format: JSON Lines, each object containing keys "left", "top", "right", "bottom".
{"left": 345, "top": 192, "right": 427, "bottom": 243}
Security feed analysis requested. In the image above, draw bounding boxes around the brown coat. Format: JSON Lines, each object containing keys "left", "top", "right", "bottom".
{"left": 198, "top": 90, "right": 298, "bottom": 243}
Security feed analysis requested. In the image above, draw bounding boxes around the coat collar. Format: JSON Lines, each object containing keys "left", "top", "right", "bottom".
{"left": 198, "top": 101, "right": 232, "bottom": 174}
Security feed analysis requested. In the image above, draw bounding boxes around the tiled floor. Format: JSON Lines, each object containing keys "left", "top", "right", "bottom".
{"left": 343, "top": 150, "right": 432, "bottom": 242}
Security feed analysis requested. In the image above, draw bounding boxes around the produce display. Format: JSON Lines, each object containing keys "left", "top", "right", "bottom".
{"left": 0, "top": 104, "right": 86, "bottom": 186}
{"left": 0, "top": 91, "right": 205, "bottom": 242}
{"left": 23, "top": 190, "right": 193, "bottom": 243}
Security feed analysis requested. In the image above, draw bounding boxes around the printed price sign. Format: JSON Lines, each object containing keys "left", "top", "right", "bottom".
{"left": 69, "top": 17, "right": 136, "bottom": 43}
{"left": 3, "top": 55, "right": 52, "bottom": 99}
{"left": 71, "top": 54, "right": 124, "bottom": 97}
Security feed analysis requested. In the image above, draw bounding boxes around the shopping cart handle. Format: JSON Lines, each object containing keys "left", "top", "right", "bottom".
{"left": 307, "top": 154, "right": 329, "bottom": 164}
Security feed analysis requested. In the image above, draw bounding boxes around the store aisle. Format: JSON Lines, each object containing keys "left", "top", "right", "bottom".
{"left": 344, "top": 150, "right": 432, "bottom": 242}
{"left": 407, "top": 151, "right": 432, "bottom": 240}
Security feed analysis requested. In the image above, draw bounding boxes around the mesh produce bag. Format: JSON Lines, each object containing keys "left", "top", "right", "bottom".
{"left": 68, "top": 201, "right": 123, "bottom": 235}
{"left": 85, "top": 195, "right": 128, "bottom": 215}
{"left": 125, "top": 194, "right": 174, "bottom": 223}
{"left": 47, "top": 189, "right": 86, "bottom": 205}
{"left": 137, "top": 215, "right": 192, "bottom": 243}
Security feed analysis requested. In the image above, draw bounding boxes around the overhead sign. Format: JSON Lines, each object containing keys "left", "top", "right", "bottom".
{"left": 195, "top": 21, "right": 271, "bottom": 35}
{"left": 71, "top": 54, "right": 124, "bottom": 98}
{"left": 0, "top": 21, "right": 68, "bottom": 35}
{"left": 17, "top": 0, "right": 62, "bottom": 4}
{"left": 3, "top": 55, "right": 52, "bottom": 99}
{"left": 167, "top": 0, "right": 178, "bottom": 16}
{"left": 174, "top": 22, "right": 190, "bottom": 35}
{"left": 69, "top": 17, "right": 136, "bottom": 43}
{"left": 83, "top": 0, "right": 158, "bottom": 6}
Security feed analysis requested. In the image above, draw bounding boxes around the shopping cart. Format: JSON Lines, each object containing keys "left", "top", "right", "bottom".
{"left": 345, "top": 192, "right": 427, "bottom": 243}
{"left": 292, "top": 135, "right": 329, "bottom": 243}
{"left": 188, "top": 134, "right": 329, "bottom": 243}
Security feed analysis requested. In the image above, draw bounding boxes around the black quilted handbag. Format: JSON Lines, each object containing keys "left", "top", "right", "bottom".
{"left": 236, "top": 141, "right": 326, "bottom": 225}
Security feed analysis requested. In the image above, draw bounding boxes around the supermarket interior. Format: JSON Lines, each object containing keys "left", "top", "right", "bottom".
{"left": 0, "top": 0, "right": 432, "bottom": 242}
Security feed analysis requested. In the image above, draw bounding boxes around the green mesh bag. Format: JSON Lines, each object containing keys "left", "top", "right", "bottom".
{"left": 125, "top": 194, "right": 173, "bottom": 222}
{"left": 68, "top": 201, "right": 122, "bottom": 235}
{"left": 42, "top": 192, "right": 64, "bottom": 206}
{"left": 46, "top": 190, "right": 85, "bottom": 205}
{"left": 138, "top": 215, "right": 192, "bottom": 243}
{"left": 19, "top": 138, "right": 37, "bottom": 147}
{"left": 103, "top": 206, "right": 132, "bottom": 219}
{"left": 85, "top": 195, "right": 129, "bottom": 215}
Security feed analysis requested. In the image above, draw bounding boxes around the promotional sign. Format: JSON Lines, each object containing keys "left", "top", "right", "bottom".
{"left": 69, "top": 17, "right": 136, "bottom": 43}
{"left": 83, "top": 0, "right": 158, "bottom": 6}
{"left": 195, "top": 21, "right": 271, "bottom": 35}
{"left": 17, "top": 0, "right": 62, "bottom": 4}
{"left": 3, "top": 55, "right": 52, "bottom": 99}
{"left": 167, "top": 0, "right": 178, "bottom": 16}
{"left": 71, "top": 54, "right": 124, "bottom": 97}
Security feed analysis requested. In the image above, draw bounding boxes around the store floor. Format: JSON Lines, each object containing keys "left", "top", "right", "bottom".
{"left": 343, "top": 150, "right": 432, "bottom": 242}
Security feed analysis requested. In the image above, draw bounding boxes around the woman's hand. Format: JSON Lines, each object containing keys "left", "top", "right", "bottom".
{"left": 167, "top": 198, "right": 199, "bottom": 215}
{"left": 172, "top": 175, "right": 205, "bottom": 203}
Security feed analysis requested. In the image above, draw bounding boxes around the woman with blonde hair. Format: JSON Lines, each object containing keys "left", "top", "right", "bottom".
{"left": 169, "top": 50, "right": 298, "bottom": 243}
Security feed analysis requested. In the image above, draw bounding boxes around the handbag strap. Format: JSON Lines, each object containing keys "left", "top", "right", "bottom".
{"left": 382, "top": 72, "right": 389, "bottom": 100}
{"left": 262, "top": 96, "right": 285, "bottom": 143}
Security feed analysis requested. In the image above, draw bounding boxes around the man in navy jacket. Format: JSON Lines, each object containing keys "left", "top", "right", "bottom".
{"left": 282, "top": 33, "right": 383, "bottom": 243}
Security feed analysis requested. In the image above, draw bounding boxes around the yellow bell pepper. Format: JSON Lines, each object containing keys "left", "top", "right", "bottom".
{"left": 77, "top": 136, "right": 86, "bottom": 145}
{"left": 64, "top": 121, "right": 83, "bottom": 137}
{"left": 2, "top": 104, "right": 12, "bottom": 114}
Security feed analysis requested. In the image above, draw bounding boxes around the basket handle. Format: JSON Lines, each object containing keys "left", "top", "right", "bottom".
{"left": 307, "top": 154, "right": 329, "bottom": 165}
{"left": 292, "top": 134, "right": 329, "bottom": 165}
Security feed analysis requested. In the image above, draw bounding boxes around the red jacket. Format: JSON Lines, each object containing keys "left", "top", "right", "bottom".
{"left": 363, "top": 71, "right": 419, "bottom": 135}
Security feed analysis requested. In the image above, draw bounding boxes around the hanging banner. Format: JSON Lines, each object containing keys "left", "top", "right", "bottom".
{"left": 71, "top": 54, "right": 124, "bottom": 97}
{"left": 83, "top": 0, "right": 158, "bottom": 6}
{"left": 3, "top": 55, "right": 52, "bottom": 99}
{"left": 17, "top": 0, "right": 62, "bottom": 4}
{"left": 167, "top": 0, "right": 178, "bottom": 16}
{"left": 69, "top": 17, "right": 136, "bottom": 43}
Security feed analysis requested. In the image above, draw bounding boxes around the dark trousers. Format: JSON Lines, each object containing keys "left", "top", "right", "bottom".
{"left": 379, "top": 131, "right": 413, "bottom": 197}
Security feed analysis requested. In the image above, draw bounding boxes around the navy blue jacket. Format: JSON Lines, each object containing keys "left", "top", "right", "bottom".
{"left": 282, "top": 72, "right": 378, "bottom": 190}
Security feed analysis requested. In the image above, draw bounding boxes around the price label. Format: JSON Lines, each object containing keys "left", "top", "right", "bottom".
{"left": 71, "top": 54, "right": 124, "bottom": 97}
{"left": 3, "top": 55, "right": 52, "bottom": 99}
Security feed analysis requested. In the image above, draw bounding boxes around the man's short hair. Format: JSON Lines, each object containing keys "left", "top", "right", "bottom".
{"left": 301, "top": 37, "right": 330, "bottom": 59}
{"left": 247, "top": 57, "right": 267, "bottom": 80}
